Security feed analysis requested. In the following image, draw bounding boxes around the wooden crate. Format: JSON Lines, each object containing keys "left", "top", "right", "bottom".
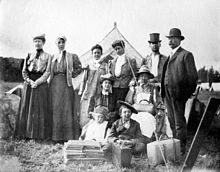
{"left": 63, "top": 140, "right": 105, "bottom": 164}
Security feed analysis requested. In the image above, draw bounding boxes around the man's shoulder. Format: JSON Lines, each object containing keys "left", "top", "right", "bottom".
{"left": 125, "top": 55, "right": 136, "bottom": 61}
{"left": 160, "top": 53, "right": 168, "bottom": 59}
{"left": 178, "top": 47, "right": 192, "bottom": 56}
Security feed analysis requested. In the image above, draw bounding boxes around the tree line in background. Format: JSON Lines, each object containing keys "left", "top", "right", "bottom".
{"left": 0, "top": 57, "right": 220, "bottom": 83}
{"left": 198, "top": 66, "right": 220, "bottom": 83}
{"left": 0, "top": 57, "right": 24, "bottom": 82}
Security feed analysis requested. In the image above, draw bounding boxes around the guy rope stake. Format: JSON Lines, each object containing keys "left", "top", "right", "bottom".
{"left": 154, "top": 132, "right": 170, "bottom": 172}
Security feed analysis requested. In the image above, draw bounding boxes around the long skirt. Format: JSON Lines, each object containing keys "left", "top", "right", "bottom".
{"left": 14, "top": 74, "right": 51, "bottom": 139}
{"left": 50, "top": 75, "right": 79, "bottom": 141}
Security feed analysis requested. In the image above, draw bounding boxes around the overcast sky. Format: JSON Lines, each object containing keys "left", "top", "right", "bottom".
{"left": 0, "top": 0, "right": 219, "bottom": 69}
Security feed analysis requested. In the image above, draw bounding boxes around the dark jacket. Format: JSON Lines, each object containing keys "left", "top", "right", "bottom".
{"left": 88, "top": 92, "right": 119, "bottom": 122}
{"left": 108, "top": 118, "right": 145, "bottom": 143}
{"left": 142, "top": 53, "right": 167, "bottom": 82}
{"left": 110, "top": 55, "right": 137, "bottom": 88}
{"left": 161, "top": 47, "right": 198, "bottom": 100}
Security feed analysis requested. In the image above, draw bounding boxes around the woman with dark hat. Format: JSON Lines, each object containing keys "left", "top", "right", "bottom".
{"left": 79, "top": 73, "right": 118, "bottom": 140}
{"left": 49, "top": 35, "right": 82, "bottom": 142}
{"left": 107, "top": 100, "right": 145, "bottom": 155}
{"left": 88, "top": 73, "right": 119, "bottom": 128}
{"left": 78, "top": 44, "right": 109, "bottom": 128}
{"left": 14, "top": 34, "right": 52, "bottom": 140}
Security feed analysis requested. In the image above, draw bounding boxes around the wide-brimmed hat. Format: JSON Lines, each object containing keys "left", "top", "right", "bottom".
{"left": 166, "top": 28, "right": 184, "bottom": 40}
{"left": 136, "top": 65, "right": 154, "bottom": 79}
{"left": 56, "top": 35, "right": 67, "bottom": 43}
{"left": 33, "top": 33, "right": 46, "bottom": 43}
{"left": 100, "top": 73, "right": 115, "bottom": 83}
{"left": 148, "top": 33, "right": 161, "bottom": 43}
{"left": 117, "top": 100, "right": 138, "bottom": 114}
{"left": 112, "top": 40, "right": 125, "bottom": 49}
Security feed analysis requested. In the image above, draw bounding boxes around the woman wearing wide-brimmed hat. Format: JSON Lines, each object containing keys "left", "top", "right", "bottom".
{"left": 79, "top": 73, "right": 118, "bottom": 140}
{"left": 88, "top": 73, "right": 119, "bottom": 128}
{"left": 14, "top": 34, "right": 52, "bottom": 140}
{"left": 49, "top": 35, "right": 82, "bottom": 142}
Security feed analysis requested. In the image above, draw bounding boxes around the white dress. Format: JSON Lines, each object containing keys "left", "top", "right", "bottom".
{"left": 84, "top": 121, "right": 108, "bottom": 143}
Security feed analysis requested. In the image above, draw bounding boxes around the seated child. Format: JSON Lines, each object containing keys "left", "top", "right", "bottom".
{"left": 107, "top": 101, "right": 145, "bottom": 155}
{"left": 84, "top": 105, "right": 110, "bottom": 144}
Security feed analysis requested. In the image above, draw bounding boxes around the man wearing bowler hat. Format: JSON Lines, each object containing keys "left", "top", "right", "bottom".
{"left": 161, "top": 28, "right": 198, "bottom": 155}
{"left": 142, "top": 33, "right": 167, "bottom": 83}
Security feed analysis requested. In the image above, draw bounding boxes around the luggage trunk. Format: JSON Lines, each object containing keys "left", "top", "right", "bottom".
{"left": 147, "top": 138, "right": 180, "bottom": 165}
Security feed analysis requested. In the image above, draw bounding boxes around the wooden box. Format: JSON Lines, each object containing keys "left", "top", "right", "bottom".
{"left": 63, "top": 140, "right": 105, "bottom": 164}
{"left": 111, "top": 143, "right": 132, "bottom": 167}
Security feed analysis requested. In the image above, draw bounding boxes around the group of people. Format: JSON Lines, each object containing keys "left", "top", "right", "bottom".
{"left": 14, "top": 27, "right": 198, "bottom": 156}
{"left": 14, "top": 34, "right": 82, "bottom": 141}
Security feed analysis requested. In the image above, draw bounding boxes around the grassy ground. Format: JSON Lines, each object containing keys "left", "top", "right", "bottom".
{"left": 0, "top": 135, "right": 219, "bottom": 172}
{"left": 0, "top": 82, "right": 220, "bottom": 171}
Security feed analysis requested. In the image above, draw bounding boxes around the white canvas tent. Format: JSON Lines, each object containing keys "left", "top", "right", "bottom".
{"left": 79, "top": 22, "right": 144, "bottom": 68}
{"left": 73, "top": 22, "right": 144, "bottom": 90}
{"left": 72, "top": 23, "right": 144, "bottom": 127}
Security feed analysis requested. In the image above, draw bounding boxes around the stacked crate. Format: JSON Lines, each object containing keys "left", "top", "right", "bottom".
{"left": 63, "top": 140, "right": 105, "bottom": 164}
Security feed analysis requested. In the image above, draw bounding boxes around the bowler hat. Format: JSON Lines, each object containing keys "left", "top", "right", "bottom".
{"left": 148, "top": 33, "right": 161, "bottom": 43}
{"left": 100, "top": 73, "right": 115, "bottom": 83}
{"left": 136, "top": 65, "right": 154, "bottom": 79}
{"left": 166, "top": 28, "right": 184, "bottom": 40}
{"left": 33, "top": 33, "right": 46, "bottom": 43}
{"left": 112, "top": 40, "right": 125, "bottom": 49}
{"left": 117, "top": 100, "right": 138, "bottom": 114}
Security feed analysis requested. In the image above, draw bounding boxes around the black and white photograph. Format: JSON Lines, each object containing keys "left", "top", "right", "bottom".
{"left": 0, "top": 0, "right": 220, "bottom": 171}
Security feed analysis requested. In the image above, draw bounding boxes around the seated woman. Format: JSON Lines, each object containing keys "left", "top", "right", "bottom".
{"left": 107, "top": 101, "right": 145, "bottom": 155}
{"left": 125, "top": 66, "right": 156, "bottom": 140}
{"left": 126, "top": 65, "right": 156, "bottom": 113}
{"left": 80, "top": 74, "right": 118, "bottom": 140}
{"left": 84, "top": 106, "right": 110, "bottom": 144}
{"left": 88, "top": 73, "right": 119, "bottom": 129}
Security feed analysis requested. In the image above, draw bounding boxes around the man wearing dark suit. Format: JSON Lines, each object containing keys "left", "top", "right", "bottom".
{"left": 142, "top": 33, "right": 167, "bottom": 104}
{"left": 142, "top": 33, "right": 167, "bottom": 83}
{"left": 110, "top": 40, "right": 137, "bottom": 101}
{"left": 161, "top": 28, "right": 198, "bottom": 155}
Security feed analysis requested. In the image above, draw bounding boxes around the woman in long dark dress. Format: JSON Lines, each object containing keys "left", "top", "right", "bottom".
{"left": 14, "top": 34, "right": 52, "bottom": 140}
{"left": 49, "top": 35, "right": 82, "bottom": 141}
